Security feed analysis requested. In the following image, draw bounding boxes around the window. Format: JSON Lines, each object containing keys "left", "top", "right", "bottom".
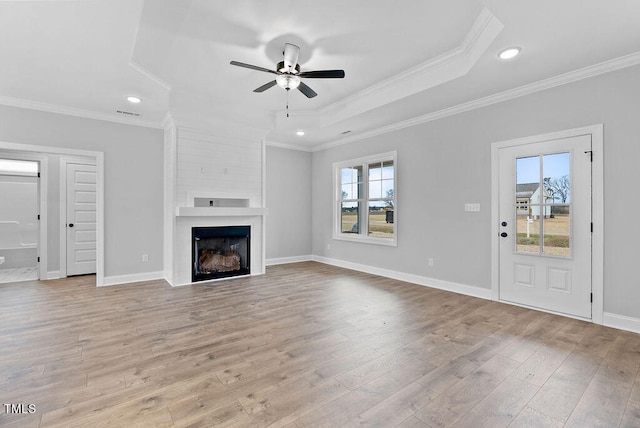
{"left": 334, "top": 151, "right": 396, "bottom": 245}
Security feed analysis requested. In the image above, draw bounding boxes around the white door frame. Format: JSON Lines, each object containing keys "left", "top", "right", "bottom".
{"left": 59, "top": 156, "right": 97, "bottom": 278}
{"left": 491, "top": 124, "right": 604, "bottom": 324}
{"left": 0, "top": 141, "right": 104, "bottom": 286}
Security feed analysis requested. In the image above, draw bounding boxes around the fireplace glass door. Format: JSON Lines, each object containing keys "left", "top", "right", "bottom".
{"left": 192, "top": 226, "right": 250, "bottom": 282}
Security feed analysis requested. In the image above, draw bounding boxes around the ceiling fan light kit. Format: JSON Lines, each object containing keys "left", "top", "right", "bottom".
{"left": 276, "top": 74, "right": 301, "bottom": 90}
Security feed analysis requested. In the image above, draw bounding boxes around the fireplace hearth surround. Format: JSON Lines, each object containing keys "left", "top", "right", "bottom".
{"left": 192, "top": 226, "right": 250, "bottom": 282}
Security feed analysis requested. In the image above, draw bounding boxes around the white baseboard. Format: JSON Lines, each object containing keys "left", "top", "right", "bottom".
{"left": 266, "top": 255, "right": 313, "bottom": 266}
{"left": 44, "top": 270, "right": 61, "bottom": 280}
{"left": 311, "top": 255, "right": 492, "bottom": 300}
{"left": 603, "top": 312, "right": 640, "bottom": 335}
{"left": 102, "top": 271, "right": 165, "bottom": 287}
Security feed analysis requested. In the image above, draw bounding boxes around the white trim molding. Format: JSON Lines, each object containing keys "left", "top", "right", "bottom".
{"left": 314, "top": 51, "right": 640, "bottom": 152}
{"left": 266, "top": 255, "right": 313, "bottom": 266}
{"left": 0, "top": 95, "right": 162, "bottom": 130}
{"left": 603, "top": 312, "right": 640, "bottom": 335}
{"left": 312, "top": 255, "right": 492, "bottom": 300}
{"left": 102, "top": 271, "right": 165, "bottom": 287}
{"left": 43, "top": 271, "right": 61, "bottom": 280}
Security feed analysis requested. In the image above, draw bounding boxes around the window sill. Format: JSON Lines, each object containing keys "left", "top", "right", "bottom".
{"left": 332, "top": 233, "right": 397, "bottom": 247}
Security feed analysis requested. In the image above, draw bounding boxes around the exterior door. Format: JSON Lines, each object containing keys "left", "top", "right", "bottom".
{"left": 499, "top": 135, "right": 592, "bottom": 318}
{"left": 66, "top": 163, "right": 96, "bottom": 276}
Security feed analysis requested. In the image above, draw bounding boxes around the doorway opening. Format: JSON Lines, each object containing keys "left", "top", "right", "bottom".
{"left": 0, "top": 158, "right": 40, "bottom": 283}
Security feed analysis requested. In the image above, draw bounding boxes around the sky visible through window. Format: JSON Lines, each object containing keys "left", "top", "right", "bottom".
{"left": 516, "top": 152, "right": 570, "bottom": 203}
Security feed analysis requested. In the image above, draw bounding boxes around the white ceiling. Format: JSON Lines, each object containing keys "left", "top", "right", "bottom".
{"left": 1, "top": 0, "right": 639, "bottom": 149}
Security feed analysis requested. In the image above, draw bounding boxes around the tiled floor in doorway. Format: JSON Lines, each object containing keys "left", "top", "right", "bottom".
{"left": 0, "top": 266, "right": 38, "bottom": 283}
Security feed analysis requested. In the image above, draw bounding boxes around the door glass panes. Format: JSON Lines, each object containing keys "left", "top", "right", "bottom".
{"left": 515, "top": 153, "right": 571, "bottom": 257}
{"left": 516, "top": 216, "right": 541, "bottom": 254}
{"left": 543, "top": 152, "right": 571, "bottom": 257}
{"left": 341, "top": 202, "right": 359, "bottom": 233}
{"left": 515, "top": 156, "right": 541, "bottom": 253}
{"left": 544, "top": 206, "right": 571, "bottom": 256}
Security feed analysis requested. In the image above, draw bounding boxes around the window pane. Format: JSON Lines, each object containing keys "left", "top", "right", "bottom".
{"left": 516, "top": 156, "right": 540, "bottom": 253}
{"left": 516, "top": 215, "right": 540, "bottom": 254}
{"left": 0, "top": 159, "right": 39, "bottom": 176}
{"left": 369, "top": 162, "right": 382, "bottom": 181}
{"left": 543, "top": 205, "right": 571, "bottom": 257}
{"left": 382, "top": 179, "right": 394, "bottom": 201}
{"left": 382, "top": 161, "right": 394, "bottom": 179}
{"left": 369, "top": 180, "right": 382, "bottom": 199}
{"left": 543, "top": 152, "right": 570, "bottom": 204}
{"left": 368, "top": 202, "right": 393, "bottom": 238}
{"left": 341, "top": 184, "right": 352, "bottom": 200}
{"left": 341, "top": 167, "right": 353, "bottom": 185}
{"left": 341, "top": 202, "right": 359, "bottom": 233}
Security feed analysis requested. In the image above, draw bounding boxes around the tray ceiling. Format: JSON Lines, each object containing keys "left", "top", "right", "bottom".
{"left": 0, "top": 0, "right": 639, "bottom": 149}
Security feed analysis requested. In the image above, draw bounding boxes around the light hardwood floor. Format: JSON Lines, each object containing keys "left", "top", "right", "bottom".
{"left": 1, "top": 262, "right": 639, "bottom": 427}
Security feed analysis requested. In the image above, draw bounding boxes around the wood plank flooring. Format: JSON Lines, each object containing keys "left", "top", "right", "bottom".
{"left": 1, "top": 261, "right": 639, "bottom": 427}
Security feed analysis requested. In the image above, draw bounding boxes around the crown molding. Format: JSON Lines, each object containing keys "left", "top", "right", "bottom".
{"left": 312, "top": 50, "right": 640, "bottom": 152}
{"left": 161, "top": 112, "right": 175, "bottom": 130}
{"left": 265, "top": 139, "right": 313, "bottom": 152}
{"left": 276, "top": 7, "right": 503, "bottom": 131}
{"left": 128, "top": 59, "right": 172, "bottom": 92}
{"left": 0, "top": 95, "right": 163, "bottom": 129}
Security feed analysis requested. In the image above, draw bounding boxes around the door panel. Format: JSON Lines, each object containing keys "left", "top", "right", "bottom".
{"left": 66, "top": 163, "right": 96, "bottom": 276}
{"left": 499, "top": 135, "right": 592, "bottom": 318}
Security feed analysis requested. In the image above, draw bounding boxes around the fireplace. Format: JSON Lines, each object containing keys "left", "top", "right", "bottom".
{"left": 192, "top": 226, "right": 250, "bottom": 282}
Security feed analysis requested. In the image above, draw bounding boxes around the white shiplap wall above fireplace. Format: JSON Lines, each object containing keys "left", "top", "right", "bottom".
{"left": 163, "top": 120, "right": 268, "bottom": 286}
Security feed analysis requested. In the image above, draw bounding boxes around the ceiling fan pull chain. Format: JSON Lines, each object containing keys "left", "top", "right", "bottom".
{"left": 286, "top": 90, "right": 290, "bottom": 118}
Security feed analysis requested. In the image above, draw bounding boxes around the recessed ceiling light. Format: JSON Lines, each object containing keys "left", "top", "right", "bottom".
{"left": 296, "top": 130, "right": 305, "bottom": 136}
{"left": 127, "top": 96, "right": 142, "bottom": 104}
{"left": 498, "top": 47, "right": 521, "bottom": 60}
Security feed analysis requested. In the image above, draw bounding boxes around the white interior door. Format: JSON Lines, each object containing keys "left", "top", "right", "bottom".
{"left": 499, "top": 135, "right": 592, "bottom": 318}
{"left": 66, "top": 163, "right": 96, "bottom": 276}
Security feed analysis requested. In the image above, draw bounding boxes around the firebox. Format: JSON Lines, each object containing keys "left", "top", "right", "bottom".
{"left": 192, "top": 226, "right": 250, "bottom": 282}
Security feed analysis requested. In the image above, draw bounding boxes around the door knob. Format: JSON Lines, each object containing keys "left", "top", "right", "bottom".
{"left": 501, "top": 221, "right": 508, "bottom": 227}
{"left": 68, "top": 223, "right": 74, "bottom": 228}
{"left": 500, "top": 232, "right": 508, "bottom": 237}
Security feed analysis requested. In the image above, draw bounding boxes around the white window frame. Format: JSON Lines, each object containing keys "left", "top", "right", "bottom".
{"left": 333, "top": 151, "right": 397, "bottom": 246}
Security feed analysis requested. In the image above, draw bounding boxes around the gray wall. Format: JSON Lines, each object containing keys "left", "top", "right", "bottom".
{"left": 312, "top": 63, "right": 640, "bottom": 320}
{"left": 265, "top": 146, "right": 312, "bottom": 260}
{"left": 0, "top": 105, "right": 164, "bottom": 278}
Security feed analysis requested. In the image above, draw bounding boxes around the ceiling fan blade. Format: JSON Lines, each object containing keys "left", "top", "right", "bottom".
{"left": 298, "top": 81, "right": 318, "bottom": 98}
{"left": 283, "top": 43, "right": 300, "bottom": 72}
{"left": 253, "top": 80, "right": 277, "bottom": 93}
{"left": 230, "top": 61, "right": 278, "bottom": 75}
{"left": 298, "top": 69, "right": 345, "bottom": 79}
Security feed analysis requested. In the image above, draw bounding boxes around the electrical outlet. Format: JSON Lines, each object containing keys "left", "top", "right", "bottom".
{"left": 464, "top": 203, "right": 480, "bottom": 212}
{"left": 327, "top": 244, "right": 331, "bottom": 250}
{"left": 428, "top": 258, "right": 434, "bottom": 267}
{"left": 142, "top": 254, "right": 149, "bottom": 263}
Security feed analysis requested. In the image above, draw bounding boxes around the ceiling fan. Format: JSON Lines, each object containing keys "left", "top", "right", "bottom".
{"left": 230, "top": 43, "right": 345, "bottom": 99}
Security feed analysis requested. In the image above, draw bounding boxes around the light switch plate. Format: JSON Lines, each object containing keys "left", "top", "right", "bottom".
{"left": 465, "top": 203, "right": 480, "bottom": 212}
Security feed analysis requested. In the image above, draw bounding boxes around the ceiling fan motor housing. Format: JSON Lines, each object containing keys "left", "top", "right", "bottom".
{"left": 277, "top": 61, "right": 300, "bottom": 74}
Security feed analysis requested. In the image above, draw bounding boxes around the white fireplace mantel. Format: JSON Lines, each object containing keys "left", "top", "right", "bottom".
{"left": 176, "top": 207, "right": 268, "bottom": 217}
